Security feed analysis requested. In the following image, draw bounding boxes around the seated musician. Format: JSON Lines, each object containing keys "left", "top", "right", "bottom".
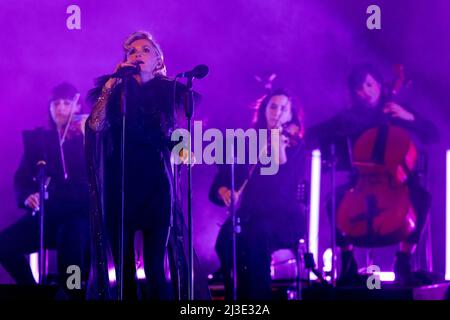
{"left": 322, "top": 64, "right": 440, "bottom": 286}
{"left": 209, "top": 89, "right": 307, "bottom": 300}
{"left": 0, "top": 83, "right": 90, "bottom": 298}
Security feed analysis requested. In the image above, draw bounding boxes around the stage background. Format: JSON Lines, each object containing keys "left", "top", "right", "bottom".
{"left": 1, "top": 0, "right": 449, "bottom": 283}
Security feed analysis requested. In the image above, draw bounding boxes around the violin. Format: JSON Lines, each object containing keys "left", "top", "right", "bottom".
{"left": 336, "top": 65, "right": 418, "bottom": 247}
{"left": 57, "top": 93, "right": 88, "bottom": 143}
{"left": 59, "top": 114, "right": 89, "bottom": 143}
{"left": 281, "top": 121, "right": 303, "bottom": 147}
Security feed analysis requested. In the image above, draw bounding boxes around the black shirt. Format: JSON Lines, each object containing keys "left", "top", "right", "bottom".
{"left": 14, "top": 128, "right": 89, "bottom": 218}
{"left": 209, "top": 142, "right": 307, "bottom": 240}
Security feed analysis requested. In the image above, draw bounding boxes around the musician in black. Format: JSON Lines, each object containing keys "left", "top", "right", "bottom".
{"left": 86, "top": 31, "right": 209, "bottom": 300}
{"left": 315, "top": 64, "right": 440, "bottom": 286}
{"left": 0, "top": 83, "right": 90, "bottom": 297}
{"left": 209, "top": 89, "right": 307, "bottom": 300}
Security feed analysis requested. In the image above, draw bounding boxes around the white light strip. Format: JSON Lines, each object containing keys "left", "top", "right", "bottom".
{"left": 136, "top": 267, "right": 146, "bottom": 280}
{"left": 29, "top": 252, "right": 39, "bottom": 283}
{"left": 108, "top": 266, "right": 117, "bottom": 285}
{"left": 309, "top": 149, "right": 322, "bottom": 279}
{"left": 378, "top": 272, "right": 396, "bottom": 282}
{"left": 322, "top": 248, "right": 332, "bottom": 273}
{"left": 446, "top": 150, "right": 450, "bottom": 280}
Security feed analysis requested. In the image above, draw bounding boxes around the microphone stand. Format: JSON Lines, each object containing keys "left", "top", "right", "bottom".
{"left": 172, "top": 160, "right": 182, "bottom": 300}
{"left": 36, "top": 160, "right": 48, "bottom": 285}
{"left": 229, "top": 147, "right": 240, "bottom": 301}
{"left": 176, "top": 65, "right": 208, "bottom": 300}
{"left": 329, "top": 143, "right": 337, "bottom": 286}
{"left": 297, "top": 181, "right": 328, "bottom": 298}
{"left": 118, "top": 75, "right": 130, "bottom": 301}
{"left": 184, "top": 76, "right": 195, "bottom": 300}
{"left": 323, "top": 136, "right": 353, "bottom": 286}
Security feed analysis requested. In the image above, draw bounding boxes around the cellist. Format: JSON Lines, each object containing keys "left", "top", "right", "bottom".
{"left": 322, "top": 64, "right": 439, "bottom": 286}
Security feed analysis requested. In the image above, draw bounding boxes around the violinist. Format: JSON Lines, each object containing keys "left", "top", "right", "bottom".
{"left": 209, "top": 89, "right": 307, "bottom": 300}
{"left": 321, "top": 64, "right": 440, "bottom": 287}
{"left": 0, "top": 83, "right": 90, "bottom": 298}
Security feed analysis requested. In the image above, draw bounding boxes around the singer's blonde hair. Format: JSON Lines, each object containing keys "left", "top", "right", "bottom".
{"left": 123, "top": 31, "right": 167, "bottom": 77}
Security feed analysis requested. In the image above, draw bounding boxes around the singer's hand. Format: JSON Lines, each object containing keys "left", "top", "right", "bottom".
{"left": 104, "top": 62, "right": 137, "bottom": 90}
{"left": 116, "top": 62, "right": 138, "bottom": 72}
{"left": 25, "top": 193, "right": 40, "bottom": 211}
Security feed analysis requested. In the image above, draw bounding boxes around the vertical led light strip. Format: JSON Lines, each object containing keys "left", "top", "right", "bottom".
{"left": 379, "top": 272, "right": 395, "bottom": 282}
{"left": 309, "top": 149, "right": 322, "bottom": 278}
{"left": 29, "top": 252, "right": 39, "bottom": 283}
{"left": 108, "top": 266, "right": 117, "bottom": 285}
{"left": 446, "top": 150, "right": 450, "bottom": 280}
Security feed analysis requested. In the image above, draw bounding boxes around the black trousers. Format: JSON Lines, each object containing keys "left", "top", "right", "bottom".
{"left": 216, "top": 215, "right": 303, "bottom": 300}
{"left": 0, "top": 211, "right": 89, "bottom": 288}
{"left": 105, "top": 168, "right": 174, "bottom": 300}
{"left": 107, "top": 223, "right": 173, "bottom": 300}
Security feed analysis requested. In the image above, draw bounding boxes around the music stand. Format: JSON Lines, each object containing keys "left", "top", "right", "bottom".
{"left": 305, "top": 118, "right": 355, "bottom": 286}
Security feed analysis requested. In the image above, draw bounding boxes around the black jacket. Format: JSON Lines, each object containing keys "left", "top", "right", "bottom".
{"left": 85, "top": 75, "right": 209, "bottom": 300}
{"left": 14, "top": 127, "right": 89, "bottom": 218}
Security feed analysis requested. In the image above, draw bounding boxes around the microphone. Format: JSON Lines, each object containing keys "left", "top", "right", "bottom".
{"left": 110, "top": 61, "right": 143, "bottom": 78}
{"left": 176, "top": 64, "right": 209, "bottom": 79}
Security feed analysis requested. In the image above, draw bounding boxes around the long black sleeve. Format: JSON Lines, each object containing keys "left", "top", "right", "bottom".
{"left": 208, "top": 143, "right": 307, "bottom": 209}
{"left": 208, "top": 165, "right": 228, "bottom": 207}
{"left": 208, "top": 163, "right": 249, "bottom": 207}
{"left": 13, "top": 153, "right": 37, "bottom": 209}
{"left": 393, "top": 110, "right": 440, "bottom": 145}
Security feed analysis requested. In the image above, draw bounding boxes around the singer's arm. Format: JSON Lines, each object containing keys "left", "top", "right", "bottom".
{"left": 87, "top": 85, "right": 114, "bottom": 132}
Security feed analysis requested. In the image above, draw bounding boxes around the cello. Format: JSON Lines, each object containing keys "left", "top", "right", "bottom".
{"left": 336, "top": 65, "right": 418, "bottom": 247}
